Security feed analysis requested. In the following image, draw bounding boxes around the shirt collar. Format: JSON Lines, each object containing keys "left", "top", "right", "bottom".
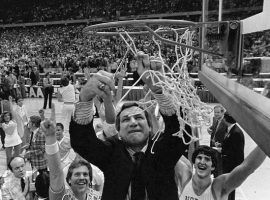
{"left": 227, "top": 123, "right": 235, "bottom": 133}
{"left": 33, "top": 128, "right": 39, "bottom": 135}
{"left": 126, "top": 142, "right": 148, "bottom": 158}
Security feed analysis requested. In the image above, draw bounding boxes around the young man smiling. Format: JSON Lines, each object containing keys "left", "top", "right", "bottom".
{"left": 42, "top": 120, "right": 100, "bottom": 200}
{"left": 176, "top": 145, "right": 266, "bottom": 200}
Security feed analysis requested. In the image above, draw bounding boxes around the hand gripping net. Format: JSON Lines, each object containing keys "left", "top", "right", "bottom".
{"left": 84, "top": 20, "right": 212, "bottom": 145}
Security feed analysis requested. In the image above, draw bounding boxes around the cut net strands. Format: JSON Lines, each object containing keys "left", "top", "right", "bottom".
{"left": 89, "top": 22, "right": 212, "bottom": 145}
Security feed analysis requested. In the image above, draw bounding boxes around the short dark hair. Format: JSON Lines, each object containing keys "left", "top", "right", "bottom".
{"left": 8, "top": 156, "right": 26, "bottom": 171}
{"left": 1, "top": 111, "right": 12, "bottom": 122}
{"left": 56, "top": 122, "right": 64, "bottom": 130}
{"left": 15, "top": 97, "right": 23, "bottom": 103}
{"left": 115, "top": 102, "right": 152, "bottom": 132}
{"left": 214, "top": 105, "right": 225, "bottom": 113}
{"left": 192, "top": 145, "right": 217, "bottom": 170}
{"left": 60, "top": 76, "right": 69, "bottom": 87}
{"left": 66, "top": 159, "right": 92, "bottom": 186}
{"left": 223, "top": 112, "right": 236, "bottom": 124}
{"left": 30, "top": 115, "right": 42, "bottom": 127}
{"left": 35, "top": 171, "right": 50, "bottom": 198}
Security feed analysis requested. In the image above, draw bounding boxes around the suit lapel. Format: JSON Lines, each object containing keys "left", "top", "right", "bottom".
{"left": 225, "top": 124, "right": 236, "bottom": 139}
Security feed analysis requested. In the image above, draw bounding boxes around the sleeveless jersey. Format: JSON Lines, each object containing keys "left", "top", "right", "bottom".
{"left": 179, "top": 179, "right": 214, "bottom": 200}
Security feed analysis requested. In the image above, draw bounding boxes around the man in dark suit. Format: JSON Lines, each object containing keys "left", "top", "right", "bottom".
{"left": 69, "top": 53, "right": 188, "bottom": 200}
{"left": 208, "top": 105, "right": 227, "bottom": 147}
{"left": 220, "top": 112, "right": 245, "bottom": 200}
{"left": 207, "top": 105, "right": 227, "bottom": 177}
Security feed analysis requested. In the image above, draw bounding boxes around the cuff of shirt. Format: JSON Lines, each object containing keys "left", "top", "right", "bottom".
{"left": 152, "top": 92, "right": 176, "bottom": 116}
{"left": 73, "top": 100, "right": 94, "bottom": 125}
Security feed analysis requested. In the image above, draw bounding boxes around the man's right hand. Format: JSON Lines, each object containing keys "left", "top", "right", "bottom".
{"left": 41, "top": 119, "right": 56, "bottom": 138}
{"left": 79, "top": 71, "right": 115, "bottom": 102}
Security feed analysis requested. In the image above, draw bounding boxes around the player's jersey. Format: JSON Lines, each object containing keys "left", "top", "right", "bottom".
{"left": 179, "top": 179, "right": 214, "bottom": 200}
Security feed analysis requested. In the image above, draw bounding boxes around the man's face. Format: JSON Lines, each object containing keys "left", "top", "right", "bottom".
{"left": 17, "top": 99, "right": 23, "bottom": 107}
{"left": 39, "top": 110, "right": 45, "bottom": 118}
{"left": 10, "top": 157, "right": 26, "bottom": 178}
{"left": 194, "top": 153, "right": 214, "bottom": 179}
{"left": 214, "top": 107, "right": 223, "bottom": 120}
{"left": 69, "top": 166, "right": 90, "bottom": 194}
{"left": 119, "top": 106, "right": 151, "bottom": 148}
{"left": 56, "top": 125, "right": 64, "bottom": 141}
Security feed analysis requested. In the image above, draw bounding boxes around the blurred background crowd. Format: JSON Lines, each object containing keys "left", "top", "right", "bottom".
{"left": 0, "top": 0, "right": 269, "bottom": 97}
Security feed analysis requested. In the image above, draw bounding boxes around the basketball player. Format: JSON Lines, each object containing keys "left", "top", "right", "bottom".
{"left": 175, "top": 145, "right": 266, "bottom": 200}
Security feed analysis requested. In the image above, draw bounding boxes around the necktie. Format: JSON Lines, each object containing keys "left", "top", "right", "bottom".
{"left": 29, "top": 131, "right": 34, "bottom": 147}
{"left": 131, "top": 152, "right": 145, "bottom": 200}
{"left": 21, "top": 178, "right": 25, "bottom": 191}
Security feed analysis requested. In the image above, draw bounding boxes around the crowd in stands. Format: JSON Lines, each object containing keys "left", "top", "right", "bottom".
{"left": 244, "top": 30, "right": 270, "bottom": 57}
{"left": 0, "top": 0, "right": 263, "bottom": 24}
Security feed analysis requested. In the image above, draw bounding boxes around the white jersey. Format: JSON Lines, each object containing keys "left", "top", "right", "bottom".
{"left": 179, "top": 179, "right": 214, "bottom": 200}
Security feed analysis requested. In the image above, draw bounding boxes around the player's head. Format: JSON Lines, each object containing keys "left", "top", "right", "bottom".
{"left": 192, "top": 145, "right": 217, "bottom": 175}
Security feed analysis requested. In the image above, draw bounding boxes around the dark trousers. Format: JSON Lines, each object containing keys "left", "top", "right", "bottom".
{"left": 43, "top": 87, "right": 53, "bottom": 109}
{"left": 0, "top": 128, "right": 5, "bottom": 148}
{"left": 2, "top": 89, "right": 11, "bottom": 100}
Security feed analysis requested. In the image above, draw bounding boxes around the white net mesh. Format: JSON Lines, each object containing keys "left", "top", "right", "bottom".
{"left": 87, "top": 22, "right": 212, "bottom": 144}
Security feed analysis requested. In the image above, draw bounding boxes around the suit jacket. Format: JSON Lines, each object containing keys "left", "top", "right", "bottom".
{"left": 210, "top": 118, "right": 227, "bottom": 147}
{"left": 221, "top": 124, "right": 245, "bottom": 173}
{"left": 70, "top": 113, "right": 187, "bottom": 200}
{"left": 27, "top": 128, "right": 47, "bottom": 170}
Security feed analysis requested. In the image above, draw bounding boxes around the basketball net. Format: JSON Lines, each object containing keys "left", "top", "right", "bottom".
{"left": 91, "top": 25, "right": 212, "bottom": 145}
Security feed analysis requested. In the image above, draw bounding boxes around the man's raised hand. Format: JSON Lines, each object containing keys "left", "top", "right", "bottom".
{"left": 41, "top": 119, "right": 56, "bottom": 138}
{"left": 136, "top": 52, "right": 164, "bottom": 94}
{"left": 79, "top": 70, "right": 115, "bottom": 102}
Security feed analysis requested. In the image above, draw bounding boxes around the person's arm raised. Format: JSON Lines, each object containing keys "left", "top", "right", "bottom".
{"left": 218, "top": 145, "right": 266, "bottom": 196}
{"left": 70, "top": 71, "right": 115, "bottom": 170}
{"left": 98, "top": 73, "right": 115, "bottom": 124}
{"left": 49, "top": 103, "right": 56, "bottom": 124}
{"left": 41, "top": 119, "right": 64, "bottom": 193}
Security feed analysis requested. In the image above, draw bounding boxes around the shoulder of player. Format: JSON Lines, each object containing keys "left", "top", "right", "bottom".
{"left": 211, "top": 174, "right": 230, "bottom": 199}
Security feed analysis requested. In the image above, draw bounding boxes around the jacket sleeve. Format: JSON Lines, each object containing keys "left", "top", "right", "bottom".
{"left": 30, "top": 133, "right": 45, "bottom": 157}
{"left": 153, "top": 112, "right": 188, "bottom": 167}
{"left": 232, "top": 129, "right": 245, "bottom": 167}
{"left": 69, "top": 119, "right": 113, "bottom": 172}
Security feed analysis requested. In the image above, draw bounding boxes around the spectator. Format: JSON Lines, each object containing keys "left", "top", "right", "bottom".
{"left": 57, "top": 76, "right": 76, "bottom": 137}
{"left": 28, "top": 67, "right": 38, "bottom": 86}
{"left": 0, "top": 97, "right": 22, "bottom": 165}
{"left": 219, "top": 112, "right": 245, "bottom": 200}
{"left": 1, "top": 156, "right": 31, "bottom": 200}
{"left": 35, "top": 171, "right": 50, "bottom": 200}
{"left": 24, "top": 115, "right": 47, "bottom": 174}
{"left": 41, "top": 119, "right": 101, "bottom": 200}
{"left": 11, "top": 97, "right": 29, "bottom": 146}
{"left": 42, "top": 72, "right": 54, "bottom": 109}
{"left": 33, "top": 66, "right": 40, "bottom": 84}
